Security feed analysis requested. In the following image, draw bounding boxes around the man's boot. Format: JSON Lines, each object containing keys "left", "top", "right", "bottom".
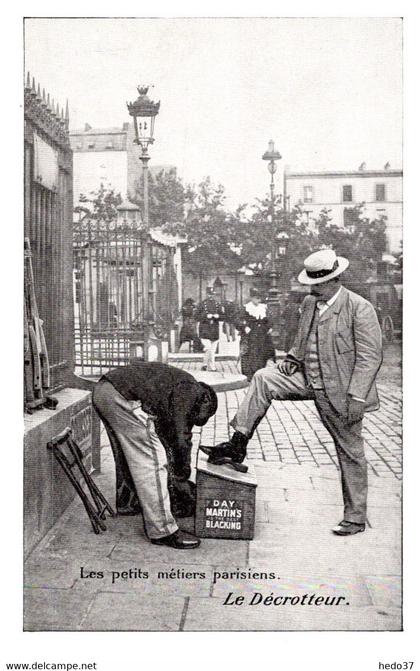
{"left": 200, "top": 431, "right": 249, "bottom": 469}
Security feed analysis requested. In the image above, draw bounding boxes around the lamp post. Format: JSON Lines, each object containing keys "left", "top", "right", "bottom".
{"left": 127, "top": 85, "right": 160, "bottom": 229}
{"left": 127, "top": 85, "right": 161, "bottom": 359}
{"left": 276, "top": 229, "right": 290, "bottom": 292}
{"left": 262, "top": 139, "right": 282, "bottom": 304}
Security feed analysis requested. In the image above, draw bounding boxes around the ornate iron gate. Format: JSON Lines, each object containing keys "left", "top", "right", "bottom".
{"left": 73, "top": 218, "right": 179, "bottom": 377}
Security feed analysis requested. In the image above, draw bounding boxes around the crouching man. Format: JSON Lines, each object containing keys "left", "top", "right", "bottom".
{"left": 203, "top": 249, "right": 383, "bottom": 536}
{"left": 93, "top": 360, "right": 217, "bottom": 549}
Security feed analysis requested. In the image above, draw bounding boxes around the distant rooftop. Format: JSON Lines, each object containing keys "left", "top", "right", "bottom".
{"left": 70, "top": 122, "right": 130, "bottom": 136}
{"left": 286, "top": 163, "right": 402, "bottom": 179}
{"left": 70, "top": 123, "right": 130, "bottom": 152}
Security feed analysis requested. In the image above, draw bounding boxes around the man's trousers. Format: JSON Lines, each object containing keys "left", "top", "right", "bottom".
{"left": 92, "top": 379, "right": 178, "bottom": 539}
{"left": 232, "top": 367, "right": 368, "bottom": 524}
{"left": 200, "top": 338, "right": 219, "bottom": 371}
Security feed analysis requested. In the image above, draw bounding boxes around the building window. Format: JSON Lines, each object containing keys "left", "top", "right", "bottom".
{"left": 375, "top": 184, "right": 386, "bottom": 201}
{"left": 376, "top": 208, "right": 387, "bottom": 220}
{"left": 303, "top": 185, "right": 313, "bottom": 203}
{"left": 342, "top": 185, "right": 353, "bottom": 202}
{"left": 87, "top": 142, "right": 95, "bottom": 149}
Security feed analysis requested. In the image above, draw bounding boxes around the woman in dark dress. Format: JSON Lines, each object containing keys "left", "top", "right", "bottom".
{"left": 236, "top": 288, "right": 275, "bottom": 381}
{"left": 179, "top": 298, "right": 203, "bottom": 352}
{"left": 281, "top": 294, "right": 302, "bottom": 352}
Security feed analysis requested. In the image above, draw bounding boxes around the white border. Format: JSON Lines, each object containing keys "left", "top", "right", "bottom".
{"left": 1, "top": 3, "right": 418, "bottom": 670}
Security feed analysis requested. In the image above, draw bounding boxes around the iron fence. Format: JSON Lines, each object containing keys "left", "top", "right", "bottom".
{"left": 24, "top": 76, "right": 73, "bottom": 392}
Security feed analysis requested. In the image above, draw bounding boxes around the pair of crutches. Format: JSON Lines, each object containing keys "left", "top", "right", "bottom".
{"left": 47, "top": 427, "right": 115, "bottom": 534}
{"left": 24, "top": 237, "right": 58, "bottom": 412}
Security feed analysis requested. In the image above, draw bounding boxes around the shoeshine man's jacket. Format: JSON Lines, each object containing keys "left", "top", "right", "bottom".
{"left": 288, "top": 287, "right": 383, "bottom": 415}
{"left": 104, "top": 361, "right": 216, "bottom": 479}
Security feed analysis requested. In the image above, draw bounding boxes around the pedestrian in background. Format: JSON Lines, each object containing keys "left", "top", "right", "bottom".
{"left": 282, "top": 293, "right": 303, "bottom": 352}
{"left": 178, "top": 298, "right": 203, "bottom": 353}
{"left": 222, "top": 299, "right": 239, "bottom": 342}
{"left": 236, "top": 287, "right": 275, "bottom": 381}
{"left": 195, "top": 286, "right": 224, "bottom": 371}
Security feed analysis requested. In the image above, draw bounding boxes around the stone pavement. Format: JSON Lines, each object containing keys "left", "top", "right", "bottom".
{"left": 23, "top": 450, "right": 401, "bottom": 631}
{"left": 24, "top": 352, "right": 402, "bottom": 631}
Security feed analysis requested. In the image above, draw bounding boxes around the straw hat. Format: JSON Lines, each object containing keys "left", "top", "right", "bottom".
{"left": 298, "top": 249, "right": 349, "bottom": 285}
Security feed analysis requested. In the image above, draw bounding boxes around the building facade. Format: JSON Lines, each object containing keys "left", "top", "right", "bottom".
{"left": 285, "top": 164, "right": 402, "bottom": 253}
{"left": 70, "top": 122, "right": 174, "bottom": 207}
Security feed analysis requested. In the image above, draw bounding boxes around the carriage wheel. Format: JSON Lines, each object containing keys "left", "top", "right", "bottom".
{"left": 382, "top": 315, "right": 394, "bottom": 343}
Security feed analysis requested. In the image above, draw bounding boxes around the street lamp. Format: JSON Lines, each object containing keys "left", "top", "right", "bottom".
{"left": 126, "top": 85, "right": 161, "bottom": 358}
{"left": 276, "top": 230, "right": 289, "bottom": 258}
{"left": 262, "top": 139, "right": 282, "bottom": 304}
{"left": 262, "top": 139, "right": 282, "bottom": 205}
{"left": 127, "top": 85, "right": 160, "bottom": 229}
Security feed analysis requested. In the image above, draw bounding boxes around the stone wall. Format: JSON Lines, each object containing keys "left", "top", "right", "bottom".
{"left": 24, "top": 388, "right": 94, "bottom": 557}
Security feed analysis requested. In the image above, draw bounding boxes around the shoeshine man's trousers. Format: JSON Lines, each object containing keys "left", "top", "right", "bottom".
{"left": 232, "top": 367, "right": 368, "bottom": 524}
{"left": 93, "top": 379, "right": 178, "bottom": 539}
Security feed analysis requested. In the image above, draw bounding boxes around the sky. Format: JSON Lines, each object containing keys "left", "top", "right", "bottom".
{"left": 24, "top": 17, "right": 403, "bottom": 209}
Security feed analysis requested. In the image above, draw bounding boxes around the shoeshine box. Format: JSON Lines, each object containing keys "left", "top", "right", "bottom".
{"left": 195, "top": 451, "right": 257, "bottom": 540}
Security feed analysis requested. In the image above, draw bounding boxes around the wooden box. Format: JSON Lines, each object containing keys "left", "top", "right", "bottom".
{"left": 195, "top": 451, "right": 258, "bottom": 540}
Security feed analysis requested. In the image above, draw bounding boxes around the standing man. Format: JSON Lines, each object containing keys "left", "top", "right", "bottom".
{"left": 202, "top": 250, "right": 383, "bottom": 536}
{"left": 93, "top": 360, "right": 217, "bottom": 549}
{"left": 195, "top": 286, "right": 224, "bottom": 371}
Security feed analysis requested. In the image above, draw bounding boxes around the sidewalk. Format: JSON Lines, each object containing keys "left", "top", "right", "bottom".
{"left": 24, "top": 352, "right": 402, "bottom": 631}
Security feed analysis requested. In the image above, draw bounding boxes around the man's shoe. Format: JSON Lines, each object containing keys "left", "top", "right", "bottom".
{"left": 150, "top": 529, "right": 201, "bottom": 549}
{"left": 332, "top": 520, "right": 366, "bottom": 536}
{"left": 200, "top": 431, "right": 248, "bottom": 468}
{"left": 200, "top": 450, "right": 248, "bottom": 473}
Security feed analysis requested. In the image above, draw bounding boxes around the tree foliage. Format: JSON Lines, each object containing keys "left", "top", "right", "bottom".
{"left": 316, "top": 204, "right": 388, "bottom": 283}
{"left": 236, "top": 196, "right": 317, "bottom": 282}
{"left": 74, "top": 183, "right": 122, "bottom": 222}
{"left": 74, "top": 179, "right": 389, "bottom": 287}
{"left": 164, "top": 177, "right": 245, "bottom": 278}
{"left": 133, "top": 167, "right": 186, "bottom": 228}
{"left": 236, "top": 200, "right": 387, "bottom": 285}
